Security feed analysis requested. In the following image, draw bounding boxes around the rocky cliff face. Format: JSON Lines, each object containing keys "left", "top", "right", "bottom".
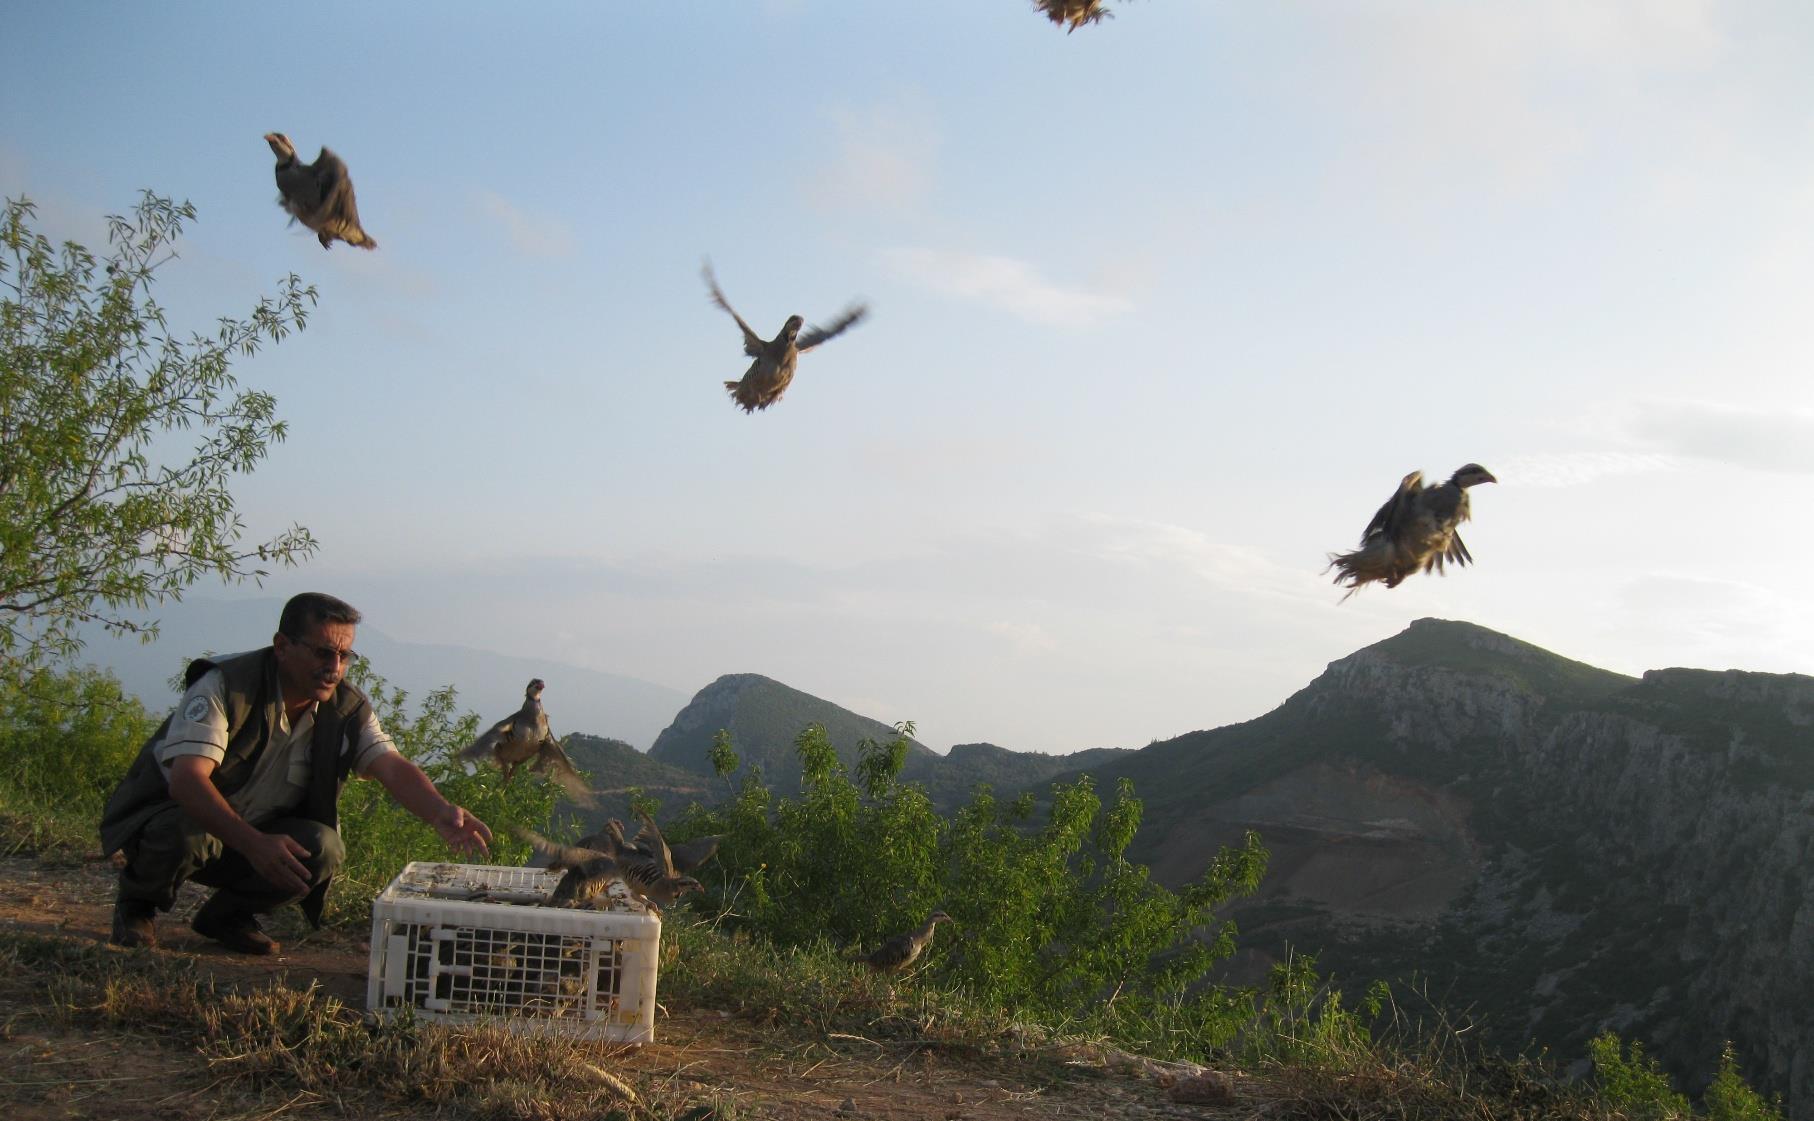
{"left": 1077, "top": 619, "right": 1814, "bottom": 1116}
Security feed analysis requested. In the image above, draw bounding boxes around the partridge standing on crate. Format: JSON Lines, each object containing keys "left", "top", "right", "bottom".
{"left": 462, "top": 679, "right": 595, "bottom": 805}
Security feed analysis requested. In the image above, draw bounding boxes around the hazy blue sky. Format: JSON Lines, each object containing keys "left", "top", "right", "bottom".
{"left": 8, "top": 1, "right": 1814, "bottom": 752}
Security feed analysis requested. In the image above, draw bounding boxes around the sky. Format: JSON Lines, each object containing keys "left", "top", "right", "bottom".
{"left": 7, "top": 1, "right": 1814, "bottom": 753}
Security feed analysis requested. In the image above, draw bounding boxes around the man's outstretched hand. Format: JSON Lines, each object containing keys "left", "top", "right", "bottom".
{"left": 435, "top": 805, "right": 492, "bottom": 855}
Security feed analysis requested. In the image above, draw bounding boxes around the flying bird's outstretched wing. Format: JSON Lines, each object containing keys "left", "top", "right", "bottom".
{"left": 531, "top": 736, "right": 597, "bottom": 806}
{"left": 703, "top": 261, "right": 765, "bottom": 357}
{"left": 634, "top": 808, "right": 676, "bottom": 878}
{"left": 461, "top": 714, "right": 516, "bottom": 762}
{"left": 797, "top": 303, "right": 869, "bottom": 352}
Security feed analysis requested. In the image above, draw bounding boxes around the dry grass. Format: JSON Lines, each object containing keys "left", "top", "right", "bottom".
{"left": 3, "top": 930, "right": 734, "bottom": 1121}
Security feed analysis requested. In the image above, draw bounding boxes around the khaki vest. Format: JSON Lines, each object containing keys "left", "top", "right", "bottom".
{"left": 98, "top": 647, "right": 373, "bottom": 925}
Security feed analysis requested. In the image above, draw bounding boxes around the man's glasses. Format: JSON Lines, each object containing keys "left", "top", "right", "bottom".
{"left": 292, "top": 639, "right": 357, "bottom": 665}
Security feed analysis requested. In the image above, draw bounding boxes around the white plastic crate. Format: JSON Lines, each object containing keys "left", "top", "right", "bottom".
{"left": 366, "top": 861, "right": 661, "bottom": 1043}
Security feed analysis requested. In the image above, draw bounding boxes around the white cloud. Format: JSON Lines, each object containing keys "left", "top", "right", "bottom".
{"left": 882, "top": 246, "right": 1133, "bottom": 327}
{"left": 810, "top": 96, "right": 939, "bottom": 213}
{"left": 1491, "top": 451, "right": 1677, "bottom": 488}
{"left": 1630, "top": 400, "right": 1814, "bottom": 474}
{"left": 476, "top": 190, "right": 574, "bottom": 258}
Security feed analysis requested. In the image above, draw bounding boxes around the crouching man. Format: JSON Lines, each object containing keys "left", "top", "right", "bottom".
{"left": 99, "top": 592, "right": 492, "bottom": 954}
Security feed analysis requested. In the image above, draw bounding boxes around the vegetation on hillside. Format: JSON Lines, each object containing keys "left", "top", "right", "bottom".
{"left": 0, "top": 664, "right": 1790, "bottom": 1119}
{"left": 0, "top": 664, "right": 155, "bottom": 852}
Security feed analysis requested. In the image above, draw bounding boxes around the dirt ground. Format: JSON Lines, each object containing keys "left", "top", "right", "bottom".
{"left": 0, "top": 855, "right": 1256, "bottom": 1121}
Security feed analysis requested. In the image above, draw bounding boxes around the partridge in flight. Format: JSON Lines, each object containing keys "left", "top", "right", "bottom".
{"left": 1034, "top": 0, "right": 1117, "bottom": 33}
{"left": 263, "top": 132, "right": 377, "bottom": 250}
{"left": 462, "top": 679, "right": 595, "bottom": 806}
{"left": 703, "top": 260, "right": 868, "bottom": 413}
{"left": 1327, "top": 464, "right": 1497, "bottom": 601}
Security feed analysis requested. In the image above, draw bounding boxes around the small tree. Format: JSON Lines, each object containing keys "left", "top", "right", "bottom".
{"left": 1703, "top": 1043, "right": 1785, "bottom": 1121}
{"left": 708, "top": 728, "right": 740, "bottom": 796}
{"left": 0, "top": 192, "right": 317, "bottom": 683}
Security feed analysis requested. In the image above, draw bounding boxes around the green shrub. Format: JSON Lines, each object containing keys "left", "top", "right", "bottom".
{"left": 672, "top": 721, "right": 1269, "bottom": 1062}
{"left": 1590, "top": 1031, "right": 1691, "bottom": 1120}
{"left": 1703, "top": 1043, "right": 1784, "bottom": 1121}
{"left": 0, "top": 665, "right": 154, "bottom": 851}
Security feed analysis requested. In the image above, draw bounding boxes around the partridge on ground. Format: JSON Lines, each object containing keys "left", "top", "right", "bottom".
{"left": 848, "top": 910, "right": 953, "bottom": 974}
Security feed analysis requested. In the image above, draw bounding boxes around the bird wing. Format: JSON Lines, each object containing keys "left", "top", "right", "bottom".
{"left": 312, "top": 148, "right": 361, "bottom": 219}
{"left": 796, "top": 303, "right": 869, "bottom": 352}
{"left": 634, "top": 808, "right": 676, "bottom": 878}
{"left": 867, "top": 932, "right": 914, "bottom": 971}
{"left": 574, "top": 825, "right": 620, "bottom": 855}
{"left": 461, "top": 713, "right": 516, "bottom": 762}
{"left": 512, "top": 826, "right": 609, "bottom": 871}
{"left": 1359, "top": 470, "right": 1424, "bottom": 545}
{"left": 669, "top": 835, "right": 721, "bottom": 875}
{"left": 532, "top": 737, "right": 597, "bottom": 806}
{"left": 275, "top": 159, "right": 324, "bottom": 211}
{"left": 703, "top": 262, "right": 765, "bottom": 357}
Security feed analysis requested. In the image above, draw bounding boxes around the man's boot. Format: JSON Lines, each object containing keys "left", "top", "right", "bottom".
{"left": 110, "top": 897, "right": 158, "bottom": 949}
{"left": 190, "top": 891, "right": 280, "bottom": 956}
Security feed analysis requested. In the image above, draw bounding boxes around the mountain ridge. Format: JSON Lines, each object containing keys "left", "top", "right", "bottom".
{"left": 1036, "top": 618, "right": 1812, "bottom": 1115}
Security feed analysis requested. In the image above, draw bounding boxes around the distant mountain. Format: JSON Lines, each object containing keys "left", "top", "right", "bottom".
{"left": 648, "top": 673, "right": 940, "bottom": 788}
{"left": 1047, "top": 618, "right": 1813, "bottom": 1116}
{"left": 648, "top": 676, "right": 1133, "bottom": 810}
{"left": 71, "top": 597, "right": 688, "bottom": 749}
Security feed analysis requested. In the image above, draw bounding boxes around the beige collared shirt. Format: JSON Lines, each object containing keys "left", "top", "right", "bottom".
{"left": 154, "top": 668, "right": 397, "bottom": 827}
